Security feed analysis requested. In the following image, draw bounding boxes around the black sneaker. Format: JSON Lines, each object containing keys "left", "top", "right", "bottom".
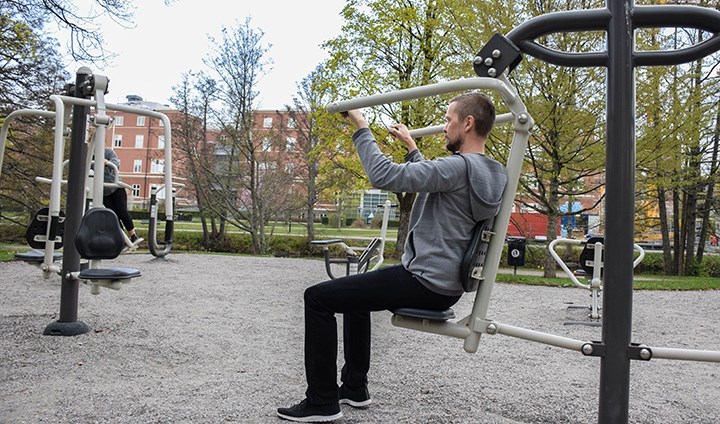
{"left": 277, "top": 399, "right": 342, "bottom": 422}
{"left": 130, "top": 234, "right": 139, "bottom": 243}
{"left": 338, "top": 385, "right": 372, "bottom": 408}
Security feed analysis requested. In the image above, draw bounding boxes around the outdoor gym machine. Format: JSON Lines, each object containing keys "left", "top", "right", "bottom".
{"left": 549, "top": 237, "right": 645, "bottom": 323}
{"left": 0, "top": 67, "right": 178, "bottom": 335}
{"left": 313, "top": 199, "right": 393, "bottom": 279}
{"left": 327, "top": 2, "right": 720, "bottom": 423}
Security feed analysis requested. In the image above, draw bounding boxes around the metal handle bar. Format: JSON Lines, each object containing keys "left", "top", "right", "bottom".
{"left": 327, "top": 77, "right": 523, "bottom": 115}
{"left": 407, "top": 112, "right": 515, "bottom": 138}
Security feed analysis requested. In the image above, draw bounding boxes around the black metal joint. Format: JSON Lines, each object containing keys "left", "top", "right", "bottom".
{"left": 581, "top": 341, "right": 605, "bottom": 357}
{"left": 473, "top": 33, "right": 522, "bottom": 78}
{"left": 628, "top": 343, "right": 653, "bottom": 361}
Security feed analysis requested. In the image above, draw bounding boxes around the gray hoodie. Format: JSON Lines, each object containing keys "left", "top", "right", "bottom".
{"left": 352, "top": 127, "right": 507, "bottom": 296}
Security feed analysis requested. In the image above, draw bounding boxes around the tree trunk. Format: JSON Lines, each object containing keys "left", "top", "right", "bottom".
{"left": 696, "top": 107, "right": 720, "bottom": 264}
{"left": 673, "top": 188, "right": 681, "bottom": 275}
{"left": 657, "top": 186, "right": 673, "bottom": 275}
{"left": 543, "top": 208, "right": 559, "bottom": 278}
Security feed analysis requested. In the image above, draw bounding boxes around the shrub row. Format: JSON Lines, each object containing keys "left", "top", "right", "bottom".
{"left": 4, "top": 221, "right": 720, "bottom": 277}
{"left": 128, "top": 211, "right": 194, "bottom": 222}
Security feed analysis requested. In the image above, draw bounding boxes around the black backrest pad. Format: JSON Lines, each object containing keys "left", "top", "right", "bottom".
{"left": 75, "top": 208, "right": 125, "bottom": 260}
{"left": 579, "top": 236, "right": 605, "bottom": 275}
{"left": 460, "top": 217, "right": 495, "bottom": 293}
{"left": 26, "top": 207, "right": 65, "bottom": 249}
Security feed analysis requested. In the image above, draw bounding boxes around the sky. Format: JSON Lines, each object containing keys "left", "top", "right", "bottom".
{"left": 59, "top": 0, "right": 345, "bottom": 110}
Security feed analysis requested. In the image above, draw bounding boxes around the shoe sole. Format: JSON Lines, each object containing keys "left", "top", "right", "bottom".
{"left": 276, "top": 411, "right": 343, "bottom": 422}
{"left": 339, "top": 398, "right": 372, "bottom": 408}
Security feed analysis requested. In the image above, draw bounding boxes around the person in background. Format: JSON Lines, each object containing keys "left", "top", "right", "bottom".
{"left": 103, "top": 148, "right": 142, "bottom": 245}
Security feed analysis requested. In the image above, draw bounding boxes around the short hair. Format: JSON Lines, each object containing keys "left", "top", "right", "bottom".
{"left": 449, "top": 92, "right": 495, "bottom": 138}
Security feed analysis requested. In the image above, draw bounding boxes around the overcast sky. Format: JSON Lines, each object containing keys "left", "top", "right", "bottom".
{"left": 59, "top": 0, "right": 345, "bottom": 109}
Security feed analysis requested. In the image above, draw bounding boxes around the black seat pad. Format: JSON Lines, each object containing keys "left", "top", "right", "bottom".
{"left": 391, "top": 307, "right": 456, "bottom": 321}
{"left": 78, "top": 267, "right": 141, "bottom": 281}
{"left": 15, "top": 249, "right": 62, "bottom": 263}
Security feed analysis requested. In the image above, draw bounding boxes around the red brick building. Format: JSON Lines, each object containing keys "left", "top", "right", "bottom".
{"left": 103, "top": 99, "right": 309, "bottom": 211}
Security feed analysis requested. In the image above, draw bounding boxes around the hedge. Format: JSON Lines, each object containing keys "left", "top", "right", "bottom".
{"left": 4, "top": 220, "right": 720, "bottom": 277}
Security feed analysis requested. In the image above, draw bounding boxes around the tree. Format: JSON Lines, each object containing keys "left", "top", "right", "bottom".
{"left": 505, "top": 0, "right": 606, "bottom": 277}
{"left": 170, "top": 71, "right": 225, "bottom": 247}
{"left": 636, "top": 23, "right": 720, "bottom": 276}
{"left": 287, "top": 66, "right": 334, "bottom": 242}
{"left": 0, "top": 11, "right": 69, "bottom": 221}
{"left": 1, "top": 0, "right": 141, "bottom": 62}
{"left": 201, "top": 18, "right": 300, "bottom": 254}
{"left": 323, "top": 0, "right": 500, "bottom": 257}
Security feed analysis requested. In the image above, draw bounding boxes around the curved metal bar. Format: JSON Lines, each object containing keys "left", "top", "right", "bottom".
{"left": 635, "top": 35, "right": 720, "bottom": 67}
{"left": 506, "top": 8, "right": 610, "bottom": 47}
{"left": 549, "top": 238, "right": 590, "bottom": 289}
{"left": 147, "top": 187, "right": 173, "bottom": 258}
{"left": 0, "top": 109, "right": 57, "bottom": 176}
{"left": 517, "top": 40, "right": 607, "bottom": 68}
{"left": 633, "top": 5, "right": 720, "bottom": 33}
{"left": 505, "top": 5, "right": 720, "bottom": 69}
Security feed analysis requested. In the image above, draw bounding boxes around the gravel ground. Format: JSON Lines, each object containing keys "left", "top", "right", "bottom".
{"left": 1, "top": 252, "right": 719, "bottom": 423}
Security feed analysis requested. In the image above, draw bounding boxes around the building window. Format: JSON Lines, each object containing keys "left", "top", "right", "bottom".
{"left": 133, "top": 160, "right": 142, "bottom": 173}
{"left": 263, "top": 117, "right": 273, "bottom": 128}
{"left": 288, "top": 117, "right": 296, "bottom": 129}
{"left": 114, "top": 116, "right": 124, "bottom": 126}
{"left": 285, "top": 162, "right": 296, "bottom": 173}
{"left": 158, "top": 136, "right": 165, "bottom": 150}
{"left": 137, "top": 116, "right": 145, "bottom": 126}
{"left": 131, "top": 184, "right": 140, "bottom": 197}
{"left": 113, "top": 134, "right": 122, "bottom": 148}
{"left": 135, "top": 135, "right": 144, "bottom": 148}
{"left": 151, "top": 159, "right": 164, "bottom": 174}
{"left": 258, "top": 162, "right": 277, "bottom": 171}
{"left": 286, "top": 137, "right": 296, "bottom": 152}
{"left": 158, "top": 120, "right": 164, "bottom": 127}
{"left": 262, "top": 138, "right": 272, "bottom": 152}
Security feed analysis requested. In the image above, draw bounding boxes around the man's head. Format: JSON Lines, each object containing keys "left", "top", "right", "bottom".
{"left": 443, "top": 92, "right": 495, "bottom": 153}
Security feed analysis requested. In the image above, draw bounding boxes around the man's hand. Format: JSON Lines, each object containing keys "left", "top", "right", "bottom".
{"left": 388, "top": 123, "right": 418, "bottom": 152}
{"left": 345, "top": 109, "right": 369, "bottom": 130}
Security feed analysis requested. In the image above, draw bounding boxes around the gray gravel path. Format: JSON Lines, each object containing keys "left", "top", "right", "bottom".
{"left": 1, "top": 253, "right": 719, "bottom": 423}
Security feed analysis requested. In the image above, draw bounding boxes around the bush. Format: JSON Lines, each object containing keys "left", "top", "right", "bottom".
{"left": 0, "top": 223, "right": 25, "bottom": 243}
{"left": 128, "top": 210, "right": 193, "bottom": 222}
{"left": 700, "top": 255, "right": 720, "bottom": 278}
{"left": 634, "top": 252, "right": 665, "bottom": 275}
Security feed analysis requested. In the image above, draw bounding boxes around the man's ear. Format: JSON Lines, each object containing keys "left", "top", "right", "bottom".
{"left": 464, "top": 115, "right": 475, "bottom": 133}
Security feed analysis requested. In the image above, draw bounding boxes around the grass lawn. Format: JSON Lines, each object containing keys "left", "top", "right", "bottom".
{"left": 2, "top": 240, "right": 718, "bottom": 291}
{"left": 495, "top": 273, "right": 720, "bottom": 290}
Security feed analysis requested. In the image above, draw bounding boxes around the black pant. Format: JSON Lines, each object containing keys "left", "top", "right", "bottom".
{"left": 103, "top": 188, "right": 134, "bottom": 232}
{"left": 303, "top": 264, "right": 460, "bottom": 405}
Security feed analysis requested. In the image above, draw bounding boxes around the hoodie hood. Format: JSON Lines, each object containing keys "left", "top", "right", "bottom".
{"left": 463, "top": 154, "right": 507, "bottom": 222}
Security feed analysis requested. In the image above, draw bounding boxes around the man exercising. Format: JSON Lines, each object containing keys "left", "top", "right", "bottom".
{"left": 277, "top": 92, "right": 507, "bottom": 422}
